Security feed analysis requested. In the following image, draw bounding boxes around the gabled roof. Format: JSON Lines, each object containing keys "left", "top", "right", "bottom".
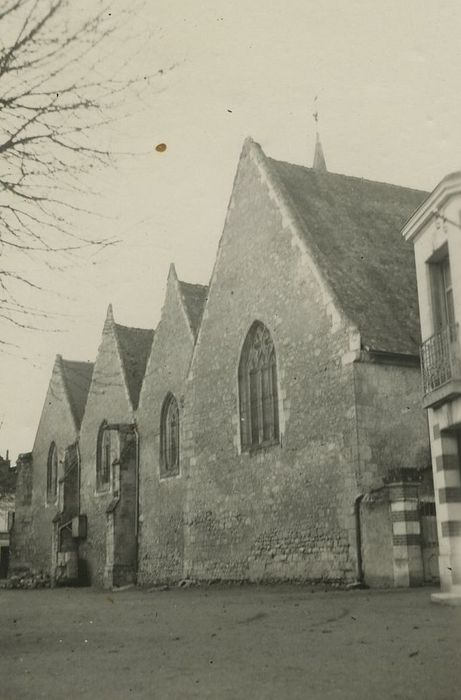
{"left": 114, "top": 324, "right": 154, "bottom": 409}
{"left": 59, "top": 357, "right": 94, "bottom": 429}
{"left": 267, "top": 155, "right": 428, "bottom": 355}
{"left": 178, "top": 280, "right": 208, "bottom": 338}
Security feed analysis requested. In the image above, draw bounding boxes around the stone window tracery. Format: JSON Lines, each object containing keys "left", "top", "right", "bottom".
{"left": 239, "top": 322, "right": 280, "bottom": 450}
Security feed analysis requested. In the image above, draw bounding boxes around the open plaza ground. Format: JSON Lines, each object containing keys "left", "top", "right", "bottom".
{"left": 0, "top": 584, "right": 460, "bottom": 699}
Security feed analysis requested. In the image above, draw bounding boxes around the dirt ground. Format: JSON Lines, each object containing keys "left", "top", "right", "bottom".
{"left": 0, "top": 584, "right": 460, "bottom": 700}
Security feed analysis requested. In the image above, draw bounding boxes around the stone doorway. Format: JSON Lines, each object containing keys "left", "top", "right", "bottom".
{"left": 103, "top": 425, "right": 138, "bottom": 589}
{"left": 0, "top": 546, "right": 10, "bottom": 578}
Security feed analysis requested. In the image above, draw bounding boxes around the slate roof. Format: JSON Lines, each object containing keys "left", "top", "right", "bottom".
{"left": 178, "top": 280, "right": 209, "bottom": 338}
{"left": 60, "top": 358, "right": 94, "bottom": 429}
{"left": 114, "top": 324, "right": 154, "bottom": 409}
{"left": 268, "top": 158, "right": 428, "bottom": 355}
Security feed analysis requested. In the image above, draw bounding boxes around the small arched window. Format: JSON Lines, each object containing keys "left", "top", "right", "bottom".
{"left": 238, "top": 321, "right": 280, "bottom": 450}
{"left": 96, "top": 421, "right": 112, "bottom": 491}
{"left": 47, "top": 442, "right": 58, "bottom": 502}
{"left": 160, "top": 393, "right": 180, "bottom": 476}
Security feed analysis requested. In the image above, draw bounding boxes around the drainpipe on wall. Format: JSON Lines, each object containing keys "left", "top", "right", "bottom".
{"left": 76, "top": 441, "right": 81, "bottom": 516}
{"left": 350, "top": 356, "right": 366, "bottom": 588}
{"left": 133, "top": 424, "right": 140, "bottom": 582}
{"left": 354, "top": 494, "right": 365, "bottom": 585}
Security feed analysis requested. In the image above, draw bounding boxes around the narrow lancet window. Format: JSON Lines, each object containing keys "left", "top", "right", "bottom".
{"left": 160, "top": 393, "right": 180, "bottom": 475}
{"left": 96, "top": 421, "right": 112, "bottom": 491}
{"left": 47, "top": 441, "right": 58, "bottom": 501}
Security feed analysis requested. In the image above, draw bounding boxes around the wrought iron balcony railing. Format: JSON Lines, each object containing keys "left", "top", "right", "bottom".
{"left": 420, "top": 323, "right": 461, "bottom": 396}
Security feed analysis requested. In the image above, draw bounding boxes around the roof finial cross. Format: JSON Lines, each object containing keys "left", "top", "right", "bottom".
{"left": 313, "top": 94, "right": 319, "bottom": 128}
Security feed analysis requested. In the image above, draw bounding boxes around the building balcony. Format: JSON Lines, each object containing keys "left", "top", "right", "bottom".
{"left": 421, "top": 323, "right": 461, "bottom": 408}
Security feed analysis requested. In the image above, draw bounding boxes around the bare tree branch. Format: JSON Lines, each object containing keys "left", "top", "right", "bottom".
{"left": 0, "top": 0, "right": 161, "bottom": 340}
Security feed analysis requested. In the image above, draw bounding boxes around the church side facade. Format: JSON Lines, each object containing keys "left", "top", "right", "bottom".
{"left": 10, "top": 138, "right": 436, "bottom": 588}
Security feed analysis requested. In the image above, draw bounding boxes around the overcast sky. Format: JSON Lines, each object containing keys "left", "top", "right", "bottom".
{"left": 2, "top": 0, "right": 461, "bottom": 460}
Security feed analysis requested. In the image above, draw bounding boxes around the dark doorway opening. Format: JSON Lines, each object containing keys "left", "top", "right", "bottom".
{"left": 0, "top": 546, "right": 10, "bottom": 578}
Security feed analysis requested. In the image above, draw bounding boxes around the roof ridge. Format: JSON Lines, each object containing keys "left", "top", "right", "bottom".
{"left": 267, "top": 155, "right": 429, "bottom": 195}
{"left": 114, "top": 321, "right": 153, "bottom": 333}
{"left": 61, "top": 357, "right": 94, "bottom": 368}
{"left": 178, "top": 278, "right": 208, "bottom": 288}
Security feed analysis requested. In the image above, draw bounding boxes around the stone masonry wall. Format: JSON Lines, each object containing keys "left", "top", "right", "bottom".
{"left": 353, "top": 361, "right": 431, "bottom": 490}
{"left": 136, "top": 270, "right": 194, "bottom": 585}
{"left": 181, "top": 143, "right": 361, "bottom": 583}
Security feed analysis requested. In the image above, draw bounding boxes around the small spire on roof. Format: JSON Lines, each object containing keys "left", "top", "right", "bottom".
{"left": 312, "top": 97, "right": 327, "bottom": 172}
{"left": 104, "top": 303, "right": 115, "bottom": 332}
{"left": 168, "top": 262, "right": 178, "bottom": 280}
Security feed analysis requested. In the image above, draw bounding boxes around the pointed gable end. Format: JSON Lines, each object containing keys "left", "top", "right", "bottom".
{"left": 114, "top": 323, "right": 154, "bottom": 409}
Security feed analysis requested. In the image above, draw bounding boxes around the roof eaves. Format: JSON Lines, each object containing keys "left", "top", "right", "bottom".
{"left": 402, "top": 170, "right": 461, "bottom": 241}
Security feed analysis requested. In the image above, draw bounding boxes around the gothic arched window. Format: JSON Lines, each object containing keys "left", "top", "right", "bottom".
{"left": 238, "top": 322, "right": 280, "bottom": 450}
{"left": 47, "top": 441, "right": 58, "bottom": 502}
{"left": 160, "top": 393, "right": 180, "bottom": 476}
{"left": 96, "top": 421, "right": 112, "bottom": 491}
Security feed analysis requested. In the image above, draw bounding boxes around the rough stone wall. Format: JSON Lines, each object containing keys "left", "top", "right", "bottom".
{"left": 78, "top": 319, "right": 134, "bottom": 586}
{"left": 136, "top": 270, "right": 194, "bottom": 584}
{"left": 181, "top": 143, "right": 361, "bottom": 583}
{"left": 352, "top": 361, "right": 433, "bottom": 586}
{"left": 353, "top": 361, "right": 431, "bottom": 490}
{"left": 11, "top": 361, "right": 78, "bottom": 574}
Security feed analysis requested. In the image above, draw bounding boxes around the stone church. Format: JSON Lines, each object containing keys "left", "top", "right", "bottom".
{"left": 11, "top": 136, "right": 439, "bottom": 588}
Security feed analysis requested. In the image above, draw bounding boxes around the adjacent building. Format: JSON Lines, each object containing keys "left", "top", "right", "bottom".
{"left": 0, "top": 452, "right": 16, "bottom": 579}
{"left": 402, "top": 172, "right": 461, "bottom": 603}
